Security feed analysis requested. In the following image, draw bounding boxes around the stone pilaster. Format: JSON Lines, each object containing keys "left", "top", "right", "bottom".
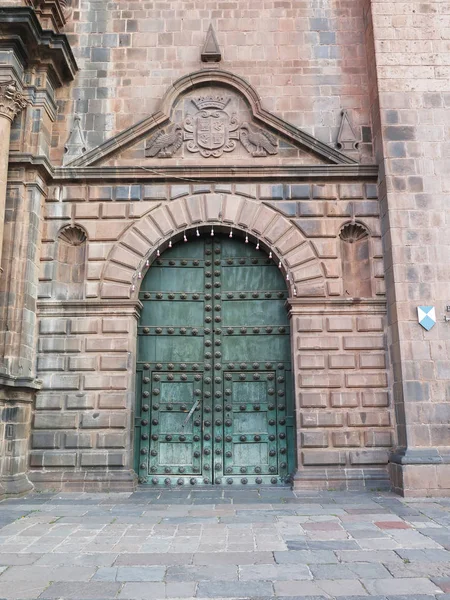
{"left": 0, "top": 80, "right": 27, "bottom": 273}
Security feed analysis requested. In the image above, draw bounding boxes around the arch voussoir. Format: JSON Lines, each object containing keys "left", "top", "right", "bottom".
{"left": 100, "top": 193, "right": 327, "bottom": 299}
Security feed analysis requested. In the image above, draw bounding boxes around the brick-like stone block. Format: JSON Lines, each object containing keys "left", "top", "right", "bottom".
{"left": 70, "top": 319, "right": 99, "bottom": 334}
{"left": 298, "top": 355, "right": 326, "bottom": 370}
{"left": 30, "top": 452, "right": 77, "bottom": 467}
{"left": 362, "top": 391, "right": 389, "bottom": 407}
{"left": 35, "top": 394, "right": 63, "bottom": 410}
{"left": 39, "top": 319, "right": 68, "bottom": 334}
{"left": 298, "top": 337, "right": 340, "bottom": 350}
{"left": 299, "top": 373, "right": 342, "bottom": 388}
{"left": 296, "top": 317, "right": 323, "bottom": 332}
{"left": 343, "top": 336, "right": 385, "bottom": 350}
{"left": 80, "top": 412, "right": 127, "bottom": 429}
{"left": 31, "top": 432, "right": 62, "bottom": 449}
{"left": 360, "top": 354, "right": 386, "bottom": 369}
{"left": 330, "top": 392, "right": 359, "bottom": 407}
{"left": 83, "top": 374, "right": 128, "bottom": 390}
{"left": 39, "top": 338, "right": 82, "bottom": 353}
{"left": 37, "top": 355, "right": 66, "bottom": 372}
{"left": 301, "top": 412, "right": 344, "bottom": 428}
{"left": 332, "top": 431, "right": 361, "bottom": 447}
{"left": 348, "top": 412, "right": 390, "bottom": 428}
{"left": 97, "top": 433, "right": 127, "bottom": 448}
{"left": 326, "top": 317, "right": 353, "bottom": 332}
{"left": 301, "top": 431, "right": 328, "bottom": 448}
{"left": 302, "top": 451, "right": 346, "bottom": 466}
{"left": 299, "top": 392, "right": 328, "bottom": 408}
{"left": 349, "top": 450, "right": 389, "bottom": 465}
{"left": 68, "top": 357, "right": 97, "bottom": 371}
{"left": 86, "top": 338, "right": 130, "bottom": 352}
{"left": 40, "top": 374, "right": 80, "bottom": 390}
{"left": 329, "top": 354, "right": 356, "bottom": 369}
{"left": 65, "top": 433, "right": 93, "bottom": 448}
{"left": 98, "top": 393, "right": 127, "bottom": 409}
{"left": 66, "top": 393, "right": 95, "bottom": 410}
{"left": 364, "top": 431, "right": 393, "bottom": 447}
{"left": 102, "top": 318, "right": 130, "bottom": 333}
{"left": 80, "top": 452, "right": 125, "bottom": 467}
{"left": 34, "top": 413, "right": 77, "bottom": 429}
{"left": 346, "top": 373, "right": 388, "bottom": 388}
{"left": 356, "top": 317, "right": 384, "bottom": 332}
{"left": 100, "top": 356, "right": 128, "bottom": 371}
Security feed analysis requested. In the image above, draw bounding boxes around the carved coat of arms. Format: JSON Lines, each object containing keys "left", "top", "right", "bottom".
{"left": 144, "top": 95, "right": 278, "bottom": 159}
{"left": 184, "top": 96, "right": 239, "bottom": 158}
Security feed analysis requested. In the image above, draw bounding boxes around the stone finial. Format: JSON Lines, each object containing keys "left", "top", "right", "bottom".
{"left": 201, "top": 24, "right": 222, "bottom": 62}
{"left": 336, "top": 110, "right": 360, "bottom": 153}
{"left": 0, "top": 80, "right": 28, "bottom": 122}
{"left": 63, "top": 115, "right": 87, "bottom": 166}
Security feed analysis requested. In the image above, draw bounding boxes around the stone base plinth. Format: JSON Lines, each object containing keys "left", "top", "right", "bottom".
{"left": 29, "top": 469, "right": 138, "bottom": 493}
{"left": 389, "top": 457, "right": 450, "bottom": 497}
{"left": 0, "top": 473, "right": 33, "bottom": 498}
{"left": 293, "top": 467, "right": 391, "bottom": 492}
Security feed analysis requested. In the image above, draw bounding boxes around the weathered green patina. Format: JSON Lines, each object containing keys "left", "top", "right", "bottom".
{"left": 135, "top": 235, "right": 294, "bottom": 486}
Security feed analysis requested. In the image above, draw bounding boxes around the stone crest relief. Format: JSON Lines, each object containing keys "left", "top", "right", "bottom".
{"left": 145, "top": 95, "right": 278, "bottom": 159}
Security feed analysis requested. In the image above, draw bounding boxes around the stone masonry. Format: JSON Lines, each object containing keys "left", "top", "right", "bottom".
{"left": 0, "top": 0, "right": 448, "bottom": 496}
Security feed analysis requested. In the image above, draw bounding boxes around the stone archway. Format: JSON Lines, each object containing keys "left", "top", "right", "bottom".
{"left": 100, "top": 193, "right": 327, "bottom": 300}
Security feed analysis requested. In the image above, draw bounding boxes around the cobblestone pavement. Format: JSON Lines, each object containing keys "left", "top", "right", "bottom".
{"left": 0, "top": 489, "right": 450, "bottom": 599}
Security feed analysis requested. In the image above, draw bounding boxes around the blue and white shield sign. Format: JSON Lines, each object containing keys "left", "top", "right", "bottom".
{"left": 417, "top": 306, "right": 436, "bottom": 331}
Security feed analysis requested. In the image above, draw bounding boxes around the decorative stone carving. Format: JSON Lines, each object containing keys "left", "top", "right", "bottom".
{"left": 184, "top": 96, "right": 240, "bottom": 158}
{"left": 336, "top": 110, "right": 360, "bottom": 153}
{"left": 201, "top": 24, "right": 221, "bottom": 62}
{"left": 25, "top": 0, "right": 71, "bottom": 31}
{"left": 59, "top": 225, "right": 87, "bottom": 245}
{"left": 144, "top": 95, "right": 280, "bottom": 159}
{"left": 145, "top": 124, "right": 183, "bottom": 158}
{"left": 0, "top": 80, "right": 28, "bottom": 122}
{"left": 63, "top": 115, "right": 87, "bottom": 166}
{"left": 339, "top": 222, "right": 369, "bottom": 243}
{"left": 240, "top": 122, "right": 278, "bottom": 157}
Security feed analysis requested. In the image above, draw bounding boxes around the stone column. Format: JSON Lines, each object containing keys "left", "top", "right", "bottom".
{"left": 0, "top": 80, "right": 27, "bottom": 273}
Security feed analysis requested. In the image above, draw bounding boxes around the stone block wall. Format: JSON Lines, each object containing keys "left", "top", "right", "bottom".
{"left": 292, "top": 302, "right": 393, "bottom": 489}
{"left": 30, "top": 182, "right": 394, "bottom": 490}
{"left": 53, "top": 0, "right": 374, "bottom": 163}
{"left": 30, "top": 305, "right": 137, "bottom": 490}
{"left": 365, "top": 0, "right": 450, "bottom": 495}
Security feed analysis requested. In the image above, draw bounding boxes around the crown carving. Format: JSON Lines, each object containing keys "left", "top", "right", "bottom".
{"left": 339, "top": 222, "right": 369, "bottom": 243}
{"left": 192, "top": 95, "right": 230, "bottom": 111}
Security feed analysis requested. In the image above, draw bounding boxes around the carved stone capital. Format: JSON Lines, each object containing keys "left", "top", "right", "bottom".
{"left": 0, "top": 80, "right": 28, "bottom": 122}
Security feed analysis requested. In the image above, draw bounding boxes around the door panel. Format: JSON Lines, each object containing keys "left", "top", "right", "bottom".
{"left": 135, "top": 234, "right": 293, "bottom": 486}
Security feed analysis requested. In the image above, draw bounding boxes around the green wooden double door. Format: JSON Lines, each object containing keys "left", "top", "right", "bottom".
{"left": 135, "top": 234, "right": 294, "bottom": 486}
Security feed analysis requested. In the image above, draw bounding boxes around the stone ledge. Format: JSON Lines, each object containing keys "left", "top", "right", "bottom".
{"left": 28, "top": 468, "right": 137, "bottom": 492}
{"left": 293, "top": 466, "right": 391, "bottom": 491}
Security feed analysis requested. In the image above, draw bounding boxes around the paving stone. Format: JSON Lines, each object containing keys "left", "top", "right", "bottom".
{"left": 239, "top": 564, "right": 312, "bottom": 581}
{"left": 363, "top": 578, "right": 442, "bottom": 595}
{"left": 115, "top": 553, "right": 192, "bottom": 566}
{"left": 118, "top": 582, "right": 165, "bottom": 599}
{"left": 273, "top": 581, "right": 332, "bottom": 596}
{"left": 196, "top": 580, "right": 274, "bottom": 597}
{"left": 316, "top": 579, "right": 369, "bottom": 596}
{"left": 165, "top": 565, "right": 237, "bottom": 581}
{"left": 274, "top": 550, "right": 338, "bottom": 564}
{"left": 38, "top": 582, "right": 121, "bottom": 599}
{"left": 193, "top": 551, "right": 274, "bottom": 565}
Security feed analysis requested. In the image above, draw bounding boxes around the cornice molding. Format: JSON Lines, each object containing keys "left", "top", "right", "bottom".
{"left": 0, "top": 7, "right": 77, "bottom": 86}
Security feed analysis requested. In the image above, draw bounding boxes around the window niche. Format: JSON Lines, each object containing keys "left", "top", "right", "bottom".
{"left": 339, "top": 222, "right": 372, "bottom": 298}
{"left": 54, "top": 225, "right": 87, "bottom": 299}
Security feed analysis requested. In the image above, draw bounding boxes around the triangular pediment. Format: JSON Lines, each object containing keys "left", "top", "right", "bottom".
{"left": 65, "top": 70, "right": 357, "bottom": 168}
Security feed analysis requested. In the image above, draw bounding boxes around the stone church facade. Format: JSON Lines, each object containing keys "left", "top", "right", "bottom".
{"left": 0, "top": 0, "right": 448, "bottom": 497}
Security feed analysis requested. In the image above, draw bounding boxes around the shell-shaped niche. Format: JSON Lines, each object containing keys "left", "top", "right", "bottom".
{"left": 59, "top": 225, "right": 87, "bottom": 246}
{"left": 339, "top": 222, "right": 369, "bottom": 244}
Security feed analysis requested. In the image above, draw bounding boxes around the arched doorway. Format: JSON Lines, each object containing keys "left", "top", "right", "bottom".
{"left": 135, "top": 231, "right": 294, "bottom": 486}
